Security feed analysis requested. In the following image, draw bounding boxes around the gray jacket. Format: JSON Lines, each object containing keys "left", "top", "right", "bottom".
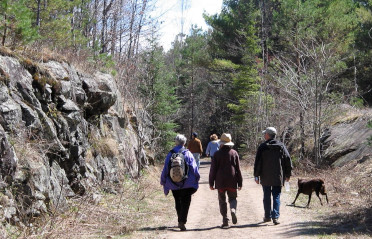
{"left": 254, "top": 139, "right": 292, "bottom": 186}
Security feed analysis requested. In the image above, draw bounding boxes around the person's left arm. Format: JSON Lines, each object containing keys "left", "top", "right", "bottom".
{"left": 187, "top": 151, "right": 200, "bottom": 181}
{"left": 234, "top": 152, "right": 243, "bottom": 189}
{"left": 282, "top": 145, "right": 293, "bottom": 180}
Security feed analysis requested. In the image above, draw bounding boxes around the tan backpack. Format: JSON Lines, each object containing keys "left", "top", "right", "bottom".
{"left": 169, "top": 148, "right": 189, "bottom": 183}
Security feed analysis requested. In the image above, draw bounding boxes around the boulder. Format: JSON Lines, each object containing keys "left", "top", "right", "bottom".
{"left": 0, "top": 56, "right": 40, "bottom": 108}
{"left": 322, "top": 113, "right": 372, "bottom": 167}
{"left": 0, "top": 85, "right": 22, "bottom": 131}
{"left": 81, "top": 73, "right": 117, "bottom": 118}
{"left": 0, "top": 125, "right": 17, "bottom": 183}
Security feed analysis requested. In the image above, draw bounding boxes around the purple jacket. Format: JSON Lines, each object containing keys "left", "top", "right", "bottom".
{"left": 160, "top": 145, "right": 200, "bottom": 195}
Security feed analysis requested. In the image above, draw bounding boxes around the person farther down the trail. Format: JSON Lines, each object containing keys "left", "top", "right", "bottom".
{"left": 254, "top": 127, "right": 293, "bottom": 225}
{"left": 209, "top": 133, "right": 243, "bottom": 229}
{"left": 160, "top": 134, "right": 200, "bottom": 231}
{"left": 206, "top": 134, "right": 220, "bottom": 160}
{"left": 187, "top": 132, "right": 203, "bottom": 168}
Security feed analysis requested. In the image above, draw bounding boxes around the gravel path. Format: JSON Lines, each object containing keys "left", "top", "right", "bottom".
{"left": 136, "top": 158, "right": 324, "bottom": 239}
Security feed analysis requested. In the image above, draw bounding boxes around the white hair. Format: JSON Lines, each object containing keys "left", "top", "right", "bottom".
{"left": 175, "top": 134, "right": 187, "bottom": 146}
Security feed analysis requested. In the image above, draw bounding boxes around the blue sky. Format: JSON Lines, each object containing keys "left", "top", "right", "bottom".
{"left": 153, "top": 0, "right": 223, "bottom": 50}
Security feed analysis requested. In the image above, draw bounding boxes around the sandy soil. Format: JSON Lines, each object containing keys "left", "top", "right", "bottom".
{"left": 134, "top": 158, "right": 330, "bottom": 239}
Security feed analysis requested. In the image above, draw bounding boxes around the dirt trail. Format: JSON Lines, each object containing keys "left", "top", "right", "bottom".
{"left": 139, "top": 158, "right": 319, "bottom": 239}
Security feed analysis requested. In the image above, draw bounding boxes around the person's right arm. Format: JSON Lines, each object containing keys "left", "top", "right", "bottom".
{"left": 206, "top": 142, "right": 211, "bottom": 156}
{"left": 160, "top": 153, "right": 171, "bottom": 185}
{"left": 254, "top": 144, "right": 263, "bottom": 184}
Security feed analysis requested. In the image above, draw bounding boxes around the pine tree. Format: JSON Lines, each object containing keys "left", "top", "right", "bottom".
{"left": 204, "top": 0, "right": 263, "bottom": 149}
{"left": 0, "top": 0, "right": 38, "bottom": 46}
{"left": 140, "top": 39, "right": 180, "bottom": 155}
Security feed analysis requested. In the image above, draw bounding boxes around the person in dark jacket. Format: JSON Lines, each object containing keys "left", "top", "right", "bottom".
{"left": 254, "top": 127, "right": 292, "bottom": 225}
{"left": 160, "top": 134, "right": 200, "bottom": 231}
{"left": 209, "top": 133, "right": 243, "bottom": 228}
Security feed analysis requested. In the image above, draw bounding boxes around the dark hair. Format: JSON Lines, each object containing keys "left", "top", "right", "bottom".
{"left": 192, "top": 132, "right": 198, "bottom": 138}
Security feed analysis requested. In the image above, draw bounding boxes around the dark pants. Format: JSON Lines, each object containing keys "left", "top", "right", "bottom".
{"left": 172, "top": 188, "right": 197, "bottom": 223}
{"left": 218, "top": 189, "right": 237, "bottom": 224}
{"left": 262, "top": 186, "right": 281, "bottom": 219}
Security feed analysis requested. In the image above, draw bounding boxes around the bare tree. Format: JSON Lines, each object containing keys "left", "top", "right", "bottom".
{"left": 274, "top": 38, "right": 345, "bottom": 164}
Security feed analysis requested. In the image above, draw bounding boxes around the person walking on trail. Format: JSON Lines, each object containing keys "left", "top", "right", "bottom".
{"left": 187, "top": 132, "right": 203, "bottom": 168}
{"left": 209, "top": 133, "right": 243, "bottom": 229}
{"left": 254, "top": 127, "right": 292, "bottom": 225}
{"left": 206, "top": 134, "right": 219, "bottom": 160}
{"left": 160, "top": 134, "right": 200, "bottom": 231}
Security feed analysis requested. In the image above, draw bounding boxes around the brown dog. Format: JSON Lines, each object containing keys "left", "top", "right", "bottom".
{"left": 292, "top": 178, "right": 329, "bottom": 207}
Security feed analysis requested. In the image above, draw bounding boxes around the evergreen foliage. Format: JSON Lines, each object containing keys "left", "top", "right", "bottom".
{"left": 140, "top": 40, "right": 180, "bottom": 155}
{"left": 0, "top": 0, "right": 38, "bottom": 46}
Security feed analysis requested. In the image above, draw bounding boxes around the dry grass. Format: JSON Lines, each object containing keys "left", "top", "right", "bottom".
{"left": 291, "top": 158, "right": 372, "bottom": 236}
{"left": 1, "top": 166, "right": 172, "bottom": 239}
{"left": 89, "top": 133, "right": 120, "bottom": 159}
{"left": 0, "top": 46, "right": 16, "bottom": 58}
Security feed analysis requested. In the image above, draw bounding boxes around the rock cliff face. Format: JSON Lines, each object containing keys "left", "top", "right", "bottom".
{"left": 0, "top": 54, "right": 148, "bottom": 224}
{"left": 321, "top": 109, "right": 372, "bottom": 167}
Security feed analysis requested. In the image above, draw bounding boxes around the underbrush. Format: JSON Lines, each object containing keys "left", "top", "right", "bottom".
{"left": 0, "top": 166, "right": 171, "bottom": 239}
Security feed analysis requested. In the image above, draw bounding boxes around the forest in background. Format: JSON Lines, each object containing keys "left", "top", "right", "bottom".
{"left": 1, "top": 0, "right": 372, "bottom": 165}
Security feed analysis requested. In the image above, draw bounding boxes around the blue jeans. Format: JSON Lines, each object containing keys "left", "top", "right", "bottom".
{"left": 262, "top": 186, "right": 281, "bottom": 219}
{"left": 192, "top": 153, "right": 200, "bottom": 168}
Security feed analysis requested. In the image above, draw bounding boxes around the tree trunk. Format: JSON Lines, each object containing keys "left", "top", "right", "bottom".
{"left": 134, "top": 0, "right": 147, "bottom": 55}
{"left": 2, "top": 14, "right": 7, "bottom": 46}
{"left": 101, "top": 0, "right": 107, "bottom": 53}
{"left": 128, "top": 0, "right": 138, "bottom": 59}
{"left": 93, "top": 0, "right": 98, "bottom": 55}
{"left": 36, "top": 0, "right": 41, "bottom": 27}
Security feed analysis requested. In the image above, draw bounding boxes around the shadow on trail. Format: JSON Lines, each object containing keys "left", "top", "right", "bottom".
{"left": 280, "top": 205, "right": 372, "bottom": 237}
{"left": 200, "top": 161, "right": 211, "bottom": 166}
{"left": 286, "top": 203, "right": 307, "bottom": 209}
{"left": 139, "top": 223, "right": 266, "bottom": 233}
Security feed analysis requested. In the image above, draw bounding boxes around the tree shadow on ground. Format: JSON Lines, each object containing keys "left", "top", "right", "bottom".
{"left": 286, "top": 203, "right": 307, "bottom": 209}
{"left": 139, "top": 225, "right": 220, "bottom": 232}
{"left": 282, "top": 206, "right": 372, "bottom": 237}
{"left": 139, "top": 223, "right": 266, "bottom": 232}
{"left": 200, "top": 161, "right": 211, "bottom": 166}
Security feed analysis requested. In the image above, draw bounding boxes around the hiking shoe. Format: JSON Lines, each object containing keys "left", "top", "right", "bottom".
{"left": 263, "top": 217, "right": 271, "bottom": 222}
{"left": 273, "top": 219, "right": 280, "bottom": 225}
{"left": 231, "top": 209, "right": 237, "bottom": 224}
{"left": 178, "top": 222, "right": 186, "bottom": 231}
{"left": 221, "top": 223, "right": 229, "bottom": 229}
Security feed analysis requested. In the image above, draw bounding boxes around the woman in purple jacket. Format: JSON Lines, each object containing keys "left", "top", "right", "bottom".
{"left": 160, "top": 134, "right": 200, "bottom": 231}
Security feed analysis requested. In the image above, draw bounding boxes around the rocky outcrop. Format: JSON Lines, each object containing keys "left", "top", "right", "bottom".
{"left": 0, "top": 54, "right": 149, "bottom": 224}
{"left": 321, "top": 109, "right": 372, "bottom": 167}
